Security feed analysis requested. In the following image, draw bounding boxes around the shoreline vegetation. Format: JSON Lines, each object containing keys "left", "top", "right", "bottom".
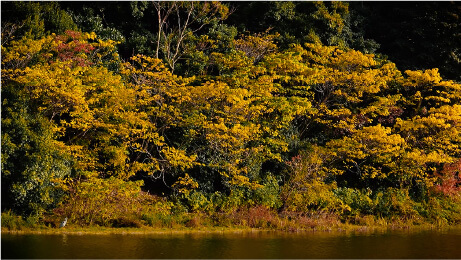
{"left": 3, "top": 222, "right": 461, "bottom": 235}
{"left": 2, "top": 2, "right": 461, "bottom": 235}
{"left": 3, "top": 208, "right": 461, "bottom": 235}
{"left": 3, "top": 224, "right": 461, "bottom": 236}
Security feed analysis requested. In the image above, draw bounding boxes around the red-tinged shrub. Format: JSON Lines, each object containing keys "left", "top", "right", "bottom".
{"left": 432, "top": 159, "right": 461, "bottom": 198}
{"left": 52, "top": 30, "right": 95, "bottom": 67}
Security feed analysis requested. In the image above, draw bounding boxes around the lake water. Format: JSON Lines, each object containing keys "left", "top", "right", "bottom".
{"left": 2, "top": 228, "right": 461, "bottom": 258}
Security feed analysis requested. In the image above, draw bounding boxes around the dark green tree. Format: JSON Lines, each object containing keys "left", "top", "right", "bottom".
{"left": 1, "top": 1, "right": 77, "bottom": 41}
{"left": 226, "top": 1, "right": 378, "bottom": 53}
{"left": 1, "top": 83, "right": 73, "bottom": 216}
{"left": 352, "top": 1, "right": 461, "bottom": 81}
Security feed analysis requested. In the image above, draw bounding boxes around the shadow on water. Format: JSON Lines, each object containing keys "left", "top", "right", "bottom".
{"left": 2, "top": 229, "right": 461, "bottom": 258}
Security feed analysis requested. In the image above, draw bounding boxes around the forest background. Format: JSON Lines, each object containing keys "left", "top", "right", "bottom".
{"left": 2, "top": 1, "right": 461, "bottom": 230}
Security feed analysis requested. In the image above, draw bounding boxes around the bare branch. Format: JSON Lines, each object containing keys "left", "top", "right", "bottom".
{"left": 1, "top": 22, "right": 23, "bottom": 46}
{"left": 151, "top": 1, "right": 228, "bottom": 72}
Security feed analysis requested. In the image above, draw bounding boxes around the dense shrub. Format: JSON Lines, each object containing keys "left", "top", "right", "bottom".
{"left": 253, "top": 174, "right": 282, "bottom": 209}
{"left": 334, "top": 187, "right": 375, "bottom": 215}
{"left": 55, "top": 177, "right": 160, "bottom": 227}
{"left": 420, "top": 195, "right": 461, "bottom": 225}
{"left": 1, "top": 211, "right": 25, "bottom": 230}
{"left": 373, "top": 188, "right": 419, "bottom": 218}
{"left": 334, "top": 187, "right": 420, "bottom": 219}
{"left": 283, "top": 181, "right": 343, "bottom": 213}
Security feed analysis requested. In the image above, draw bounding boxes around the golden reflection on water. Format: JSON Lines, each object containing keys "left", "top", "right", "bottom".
{"left": 61, "top": 233, "right": 68, "bottom": 246}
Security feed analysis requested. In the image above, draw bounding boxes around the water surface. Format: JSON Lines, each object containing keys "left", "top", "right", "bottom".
{"left": 2, "top": 228, "right": 461, "bottom": 258}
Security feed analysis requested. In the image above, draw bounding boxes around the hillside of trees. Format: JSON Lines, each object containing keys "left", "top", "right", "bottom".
{"left": 2, "top": 1, "right": 461, "bottom": 230}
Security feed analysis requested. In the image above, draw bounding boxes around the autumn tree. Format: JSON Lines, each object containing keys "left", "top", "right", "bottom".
{"left": 393, "top": 69, "right": 461, "bottom": 192}
{"left": 1, "top": 30, "right": 145, "bottom": 215}
{"left": 2, "top": 2, "right": 460, "bottom": 221}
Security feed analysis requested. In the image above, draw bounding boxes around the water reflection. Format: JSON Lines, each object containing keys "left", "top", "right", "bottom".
{"left": 2, "top": 229, "right": 461, "bottom": 258}
{"left": 61, "top": 234, "right": 68, "bottom": 246}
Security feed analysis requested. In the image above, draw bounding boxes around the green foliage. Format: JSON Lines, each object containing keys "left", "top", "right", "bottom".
{"left": 1, "top": 210, "right": 42, "bottom": 230}
{"left": 334, "top": 187, "right": 420, "bottom": 219}
{"left": 68, "top": 6, "right": 125, "bottom": 43}
{"left": 374, "top": 188, "right": 419, "bottom": 218}
{"left": 334, "top": 187, "right": 374, "bottom": 215}
{"left": 253, "top": 174, "right": 282, "bottom": 209}
{"left": 176, "top": 174, "right": 282, "bottom": 214}
{"left": 1, "top": 84, "right": 72, "bottom": 216}
{"left": 422, "top": 195, "right": 461, "bottom": 225}
{"left": 1, "top": 211, "right": 26, "bottom": 230}
{"left": 1, "top": 1, "right": 77, "bottom": 41}
{"left": 227, "top": 2, "right": 378, "bottom": 53}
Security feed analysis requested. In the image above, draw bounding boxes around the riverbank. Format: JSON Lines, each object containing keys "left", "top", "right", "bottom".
{"left": 3, "top": 199, "right": 461, "bottom": 235}
{"left": 3, "top": 219, "right": 459, "bottom": 235}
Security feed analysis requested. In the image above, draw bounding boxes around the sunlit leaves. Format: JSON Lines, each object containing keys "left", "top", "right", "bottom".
{"left": 3, "top": 25, "right": 461, "bottom": 217}
{"left": 326, "top": 125, "right": 405, "bottom": 180}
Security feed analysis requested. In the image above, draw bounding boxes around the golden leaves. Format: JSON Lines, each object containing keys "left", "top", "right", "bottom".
{"left": 404, "top": 69, "right": 443, "bottom": 86}
{"left": 4, "top": 29, "right": 461, "bottom": 197}
{"left": 172, "top": 173, "right": 199, "bottom": 194}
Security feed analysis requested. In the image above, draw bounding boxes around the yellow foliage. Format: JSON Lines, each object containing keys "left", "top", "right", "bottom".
{"left": 326, "top": 125, "right": 406, "bottom": 180}
{"left": 173, "top": 173, "right": 199, "bottom": 195}
{"left": 162, "top": 147, "right": 197, "bottom": 171}
{"left": 4, "top": 28, "right": 461, "bottom": 210}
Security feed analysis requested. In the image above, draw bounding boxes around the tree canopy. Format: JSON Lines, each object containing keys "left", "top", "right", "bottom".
{"left": 2, "top": 1, "right": 460, "bottom": 227}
